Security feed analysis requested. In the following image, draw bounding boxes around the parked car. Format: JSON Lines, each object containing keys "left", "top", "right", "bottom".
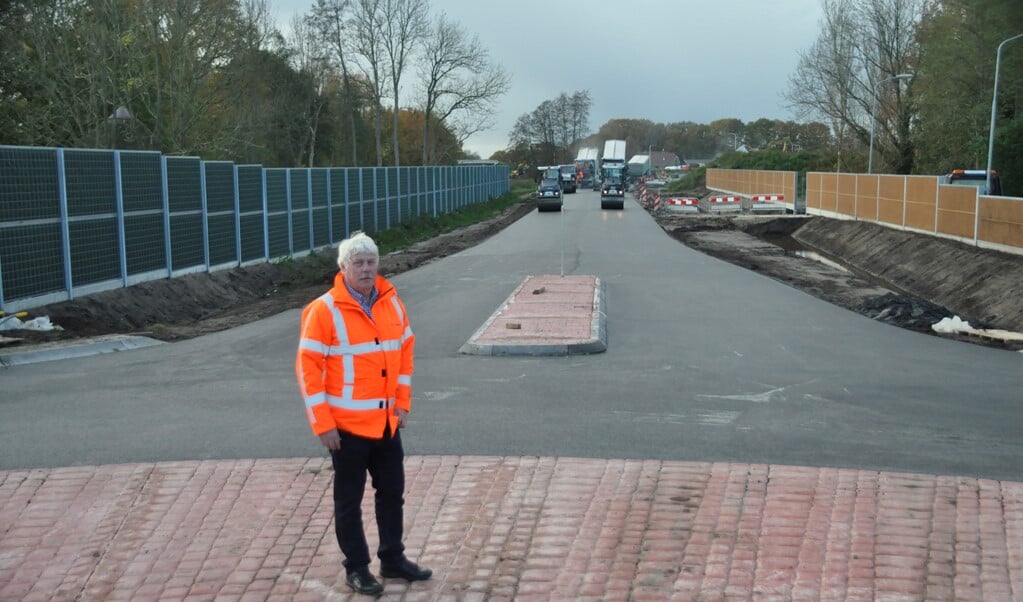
{"left": 944, "top": 169, "right": 1002, "bottom": 195}
{"left": 536, "top": 177, "right": 563, "bottom": 212}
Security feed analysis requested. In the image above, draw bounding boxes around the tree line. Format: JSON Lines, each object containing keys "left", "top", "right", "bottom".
{"left": 0, "top": 0, "right": 510, "bottom": 168}
{"left": 494, "top": 89, "right": 833, "bottom": 169}
{"left": 785, "top": 0, "right": 1021, "bottom": 191}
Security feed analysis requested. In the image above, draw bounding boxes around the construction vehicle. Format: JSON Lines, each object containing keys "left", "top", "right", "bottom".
{"left": 600, "top": 139, "right": 628, "bottom": 210}
{"left": 627, "top": 154, "right": 651, "bottom": 182}
{"left": 574, "top": 147, "right": 600, "bottom": 190}
{"left": 558, "top": 164, "right": 577, "bottom": 193}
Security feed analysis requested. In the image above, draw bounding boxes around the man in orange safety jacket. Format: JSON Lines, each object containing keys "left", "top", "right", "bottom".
{"left": 296, "top": 231, "right": 431, "bottom": 596}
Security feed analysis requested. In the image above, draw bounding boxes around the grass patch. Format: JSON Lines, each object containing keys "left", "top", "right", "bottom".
{"left": 372, "top": 183, "right": 533, "bottom": 255}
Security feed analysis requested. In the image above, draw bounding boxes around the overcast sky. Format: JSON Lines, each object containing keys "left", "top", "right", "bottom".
{"left": 272, "top": 0, "right": 825, "bottom": 159}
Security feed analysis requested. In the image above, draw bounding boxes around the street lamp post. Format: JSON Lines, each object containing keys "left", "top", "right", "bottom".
{"left": 985, "top": 33, "right": 1023, "bottom": 196}
{"left": 868, "top": 73, "right": 913, "bottom": 174}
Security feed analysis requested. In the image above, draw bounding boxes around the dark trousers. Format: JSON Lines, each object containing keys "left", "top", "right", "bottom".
{"left": 329, "top": 425, "right": 405, "bottom": 573}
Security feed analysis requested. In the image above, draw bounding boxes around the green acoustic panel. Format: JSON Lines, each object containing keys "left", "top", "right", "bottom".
{"left": 69, "top": 218, "right": 118, "bottom": 285}
{"left": 312, "top": 207, "right": 330, "bottom": 247}
{"left": 329, "top": 168, "right": 348, "bottom": 240}
{"left": 292, "top": 208, "right": 311, "bottom": 252}
{"left": 207, "top": 214, "right": 237, "bottom": 265}
{"left": 290, "top": 169, "right": 309, "bottom": 210}
{"left": 361, "top": 169, "right": 377, "bottom": 233}
{"left": 0, "top": 224, "right": 63, "bottom": 300}
{"left": 0, "top": 147, "right": 59, "bottom": 221}
{"left": 166, "top": 157, "right": 202, "bottom": 213}
{"left": 311, "top": 169, "right": 328, "bottom": 208}
{"left": 170, "top": 214, "right": 204, "bottom": 271}
{"left": 267, "top": 214, "right": 290, "bottom": 258}
{"left": 239, "top": 214, "right": 264, "bottom": 261}
{"left": 64, "top": 150, "right": 116, "bottom": 217}
{"left": 120, "top": 152, "right": 163, "bottom": 212}
{"left": 1, "top": 149, "right": 507, "bottom": 308}
{"left": 265, "top": 169, "right": 288, "bottom": 213}
{"left": 203, "top": 162, "right": 235, "bottom": 213}
{"left": 237, "top": 165, "right": 263, "bottom": 213}
{"left": 124, "top": 214, "right": 166, "bottom": 274}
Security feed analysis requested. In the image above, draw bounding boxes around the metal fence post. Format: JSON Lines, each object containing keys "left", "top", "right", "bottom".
{"left": 285, "top": 169, "right": 293, "bottom": 256}
{"left": 261, "top": 168, "right": 269, "bottom": 261}
{"left": 358, "top": 168, "right": 365, "bottom": 233}
{"left": 326, "top": 169, "right": 333, "bottom": 245}
{"left": 56, "top": 148, "right": 74, "bottom": 300}
{"left": 432, "top": 167, "right": 438, "bottom": 218}
{"left": 233, "top": 164, "right": 242, "bottom": 265}
{"left": 113, "top": 150, "right": 129, "bottom": 286}
{"left": 200, "top": 161, "right": 211, "bottom": 270}
{"left": 161, "top": 156, "right": 173, "bottom": 277}
{"left": 343, "top": 168, "right": 350, "bottom": 239}
{"left": 384, "top": 167, "right": 391, "bottom": 230}
{"left": 307, "top": 168, "right": 314, "bottom": 250}
{"left": 373, "top": 168, "right": 380, "bottom": 232}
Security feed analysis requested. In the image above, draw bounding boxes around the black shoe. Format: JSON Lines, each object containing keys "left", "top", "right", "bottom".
{"left": 380, "top": 557, "right": 432, "bottom": 581}
{"left": 345, "top": 569, "right": 383, "bottom": 596}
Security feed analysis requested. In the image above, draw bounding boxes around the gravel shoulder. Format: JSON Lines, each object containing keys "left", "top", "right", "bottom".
{"left": 3, "top": 192, "right": 1022, "bottom": 353}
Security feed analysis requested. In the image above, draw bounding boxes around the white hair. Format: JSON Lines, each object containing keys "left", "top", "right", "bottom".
{"left": 336, "top": 231, "right": 379, "bottom": 268}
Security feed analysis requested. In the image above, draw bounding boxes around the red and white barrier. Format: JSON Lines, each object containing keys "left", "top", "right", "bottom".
{"left": 750, "top": 193, "right": 788, "bottom": 213}
{"left": 709, "top": 196, "right": 742, "bottom": 212}
{"left": 665, "top": 197, "right": 699, "bottom": 213}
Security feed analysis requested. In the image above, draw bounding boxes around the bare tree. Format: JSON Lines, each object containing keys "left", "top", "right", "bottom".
{"left": 418, "top": 14, "right": 510, "bottom": 164}
{"left": 308, "top": 0, "right": 365, "bottom": 166}
{"left": 567, "top": 91, "right": 592, "bottom": 147}
{"left": 288, "top": 14, "right": 332, "bottom": 167}
{"left": 380, "top": 0, "right": 428, "bottom": 167}
{"left": 508, "top": 91, "right": 591, "bottom": 164}
{"left": 350, "top": 0, "right": 387, "bottom": 166}
{"left": 785, "top": 0, "right": 922, "bottom": 172}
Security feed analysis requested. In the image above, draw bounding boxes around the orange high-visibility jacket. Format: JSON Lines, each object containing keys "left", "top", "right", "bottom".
{"left": 296, "top": 272, "right": 414, "bottom": 438}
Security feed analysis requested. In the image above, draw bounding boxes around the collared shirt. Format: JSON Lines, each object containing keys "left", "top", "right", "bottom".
{"left": 345, "top": 283, "right": 378, "bottom": 318}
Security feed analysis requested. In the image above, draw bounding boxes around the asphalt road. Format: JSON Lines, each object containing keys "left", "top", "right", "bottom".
{"left": 1, "top": 189, "right": 1021, "bottom": 480}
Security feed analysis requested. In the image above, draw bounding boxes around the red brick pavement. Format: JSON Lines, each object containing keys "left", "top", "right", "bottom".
{"left": 1, "top": 457, "right": 1021, "bottom": 601}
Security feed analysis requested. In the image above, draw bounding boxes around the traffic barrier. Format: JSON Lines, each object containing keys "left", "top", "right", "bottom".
{"left": 709, "top": 196, "right": 742, "bottom": 213}
{"left": 750, "top": 194, "right": 787, "bottom": 214}
{"left": 665, "top": 197, "right": 699, "bottom": 213}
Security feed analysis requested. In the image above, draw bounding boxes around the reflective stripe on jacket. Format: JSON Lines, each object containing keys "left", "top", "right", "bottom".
{"left": 296, "top": 272, "right": 414, "bottom": 438}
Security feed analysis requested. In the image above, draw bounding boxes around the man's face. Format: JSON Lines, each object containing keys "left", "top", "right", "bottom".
{"left": 342, "top": 252, "right": 378, "bottom": 295}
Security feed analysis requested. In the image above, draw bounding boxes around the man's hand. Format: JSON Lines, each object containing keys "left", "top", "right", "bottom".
{"left": 318, "top": 429, "right": 341, "bottom": 450}
{"left": 395, "top": 408, "right": 408, "bottom": 429}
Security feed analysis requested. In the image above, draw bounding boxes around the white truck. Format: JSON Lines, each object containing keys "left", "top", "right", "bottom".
{"left": 600, "top": 139, "right": 628, "bottom": 209}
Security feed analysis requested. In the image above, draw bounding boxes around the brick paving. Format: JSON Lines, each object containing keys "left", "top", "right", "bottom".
{"left": 2, "top": 456, "right": 1022, "bottom": 601}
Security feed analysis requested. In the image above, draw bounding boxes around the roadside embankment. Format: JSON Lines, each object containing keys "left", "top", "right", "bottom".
{"left": 792, "top": 218, "right": 1023, "bottom": 333}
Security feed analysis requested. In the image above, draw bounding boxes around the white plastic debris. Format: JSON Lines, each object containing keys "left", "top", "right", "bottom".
{"left": 0, "top": 316, "right": 60, "bottom": 332}
{"left": 931, "top": 315, "right": 973, "bottom": 334}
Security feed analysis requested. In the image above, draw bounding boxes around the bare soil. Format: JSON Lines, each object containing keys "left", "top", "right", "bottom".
{"left": 4, "top": 191, "right": 1023, "bottom": 352}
